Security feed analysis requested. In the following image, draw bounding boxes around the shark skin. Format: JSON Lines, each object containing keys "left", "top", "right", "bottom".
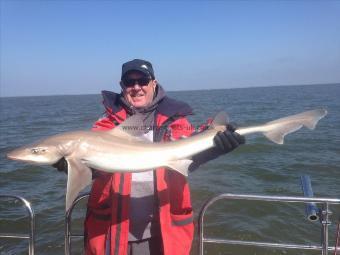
{"left": 7, "top": 108, "right": 327, "bottom": 211}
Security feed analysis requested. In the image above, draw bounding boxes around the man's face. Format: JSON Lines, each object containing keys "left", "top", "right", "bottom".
{"left": 121, "top": 71, "right": 157, "bottom": 109}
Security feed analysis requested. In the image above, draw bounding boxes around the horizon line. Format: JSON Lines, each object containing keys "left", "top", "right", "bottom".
{"left": 1, "top": 82, "right": 339, "bottom": 99}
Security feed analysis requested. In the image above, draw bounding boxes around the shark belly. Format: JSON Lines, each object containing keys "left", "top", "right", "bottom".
{"left": 81, "top": 150, "right": 171, "bottom": 173}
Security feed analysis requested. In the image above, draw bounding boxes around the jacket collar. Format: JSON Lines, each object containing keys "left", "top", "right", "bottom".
{"left": 101, "top": 85, "right": 192, "bottom": 119}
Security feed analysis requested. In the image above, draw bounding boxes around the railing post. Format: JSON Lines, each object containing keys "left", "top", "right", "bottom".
{"left": 321, "top": 203, "right": 331, "bottom": 255}
{"left": 65, "top": 193, "right": 89, "bottom": 255}
{"left": 65, "top": 207, "right": 71, "bottom": 255}
{"left": 24, "top": 198, "right": 35, "bottom": 255}
{"left": 0, "top": 195, "right": 35, "bottom": 255}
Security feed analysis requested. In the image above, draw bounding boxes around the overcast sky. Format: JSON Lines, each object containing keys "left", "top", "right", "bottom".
{"left": 1, "top": 0, "right": 339, "bottom": 97}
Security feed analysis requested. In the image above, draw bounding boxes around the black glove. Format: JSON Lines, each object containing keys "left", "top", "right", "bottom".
{"left": 189, "top": 124, "right": 245, "bottom": 172}
{"left": 52, "top": 158, "right": 68, "bottom": 174}
{"left": 213, "top": 125, "right": 245, "bottom": 154}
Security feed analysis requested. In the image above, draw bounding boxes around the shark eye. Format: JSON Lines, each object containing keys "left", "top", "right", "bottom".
{"left": 31, "top": 148, "right": 47, "bottom": 154}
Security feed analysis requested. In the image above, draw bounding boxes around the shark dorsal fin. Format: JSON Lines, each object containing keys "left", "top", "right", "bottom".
{"left": 211, "top": 111, "right": 229, "bottom": 131}
{"left": 106, "top": 114, "right": 151, "bottom": 142}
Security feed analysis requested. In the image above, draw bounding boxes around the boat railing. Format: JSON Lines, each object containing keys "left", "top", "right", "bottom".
{"left": 0, "top": 194, "right": 35, "bottom": 255}
{"left": 198, "top": 194, "right": 340, "bottom": 255}
{"left": 2, "top": 192, "right": 339, "bottom": 255}
{"left": 65, "top": 193, "right": 89, "bottom": 255}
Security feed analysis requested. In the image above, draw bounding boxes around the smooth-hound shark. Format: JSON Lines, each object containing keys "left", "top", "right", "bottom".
{"left": 7, "top": 109, "right": 327, "bottom": 211}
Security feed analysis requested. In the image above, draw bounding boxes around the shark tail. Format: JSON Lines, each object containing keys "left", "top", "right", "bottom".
{"left": 261, "top": 109, "right": 327, "bottom": 144}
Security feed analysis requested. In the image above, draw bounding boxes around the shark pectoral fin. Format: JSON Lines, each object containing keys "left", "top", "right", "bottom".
{"left": 166, "top": 159, "right": 193, "bottom": 177}
{"left": 65, "top": 158, "right": 92, "bottom": 212}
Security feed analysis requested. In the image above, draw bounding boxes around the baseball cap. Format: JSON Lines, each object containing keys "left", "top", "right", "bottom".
{"left": 121, "top": 59, "right": 155, "bottom": 80}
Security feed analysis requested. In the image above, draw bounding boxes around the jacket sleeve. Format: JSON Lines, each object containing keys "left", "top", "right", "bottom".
{"left": 189, "top": 147, "right": 222, "bottom": 172}
{"left": 188, "top": 119, "right": 223, "bottom": 172}
{"left": 168, "top": 117, "right": 195, "bottom": 140}
{"left": 92, "top": 114, "right": 116, "bottom": 131}
{"left": 167, "top": 117, "right": 222, "bottom": 173}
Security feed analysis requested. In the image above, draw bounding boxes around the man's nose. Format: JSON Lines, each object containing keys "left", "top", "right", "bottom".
{"left": 132, "top": 82, "right": 142, "bottom": 89}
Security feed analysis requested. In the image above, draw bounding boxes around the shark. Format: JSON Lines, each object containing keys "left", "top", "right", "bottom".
{"left": 7, "top": 108, "right": 327, "bottom": 211}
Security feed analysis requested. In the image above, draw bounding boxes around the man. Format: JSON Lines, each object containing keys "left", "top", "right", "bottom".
{"left": 55, "top": 59, "right": 245, "bottom": 255}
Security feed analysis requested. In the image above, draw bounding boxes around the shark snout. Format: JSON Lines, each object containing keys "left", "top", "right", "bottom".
{"left": 7, "top": 148, "right": 29, "bottom": 162}
{"left": 7, "top": 154, "right": 15, "bottom": 160}
{"left": 7, "top": 149, "right": 19, "bottom": 160}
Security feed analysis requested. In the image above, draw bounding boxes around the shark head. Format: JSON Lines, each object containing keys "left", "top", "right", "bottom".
{"left": 7, "top": 137, "right": 65, "bottom": 165}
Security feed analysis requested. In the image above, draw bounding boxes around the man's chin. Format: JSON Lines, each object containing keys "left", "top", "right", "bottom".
{"left": 130, "top": 98, "right": 147, "bottom": 108}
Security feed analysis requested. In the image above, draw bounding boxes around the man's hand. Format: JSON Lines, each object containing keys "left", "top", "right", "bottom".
{"left": 52, "top": 158, "right": 68, "bottom": 174}
{"left": 213, "top": 124, "right": 245, "bottom": 154}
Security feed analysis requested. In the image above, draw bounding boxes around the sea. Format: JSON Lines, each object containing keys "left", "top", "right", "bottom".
{"left": 0, "top": 84, "right": 339, "bottom": 255}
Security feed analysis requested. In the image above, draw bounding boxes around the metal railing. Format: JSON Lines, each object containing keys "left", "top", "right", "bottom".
{"left": 64, "top": 192, "right": 340, "bottom": 255}
{"left": 0, "top": 195, "right": 35, "bottom": 255}
{"left": 1, "top": 183, "right": 338, "bottom": 255}
{"left": 65, "top": 193, "right": 89, "bottom": 255}
{"left": 198, "top": 194, "right": 340, "bottom": 255}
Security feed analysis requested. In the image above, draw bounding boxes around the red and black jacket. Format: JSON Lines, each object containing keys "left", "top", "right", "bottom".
{"left": 84, "top": 90, "right": 196, "bottom": 255}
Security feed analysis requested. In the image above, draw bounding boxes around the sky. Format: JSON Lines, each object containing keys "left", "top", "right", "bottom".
{"left": 1, "top": 0, "right": 339, "bottom": 97}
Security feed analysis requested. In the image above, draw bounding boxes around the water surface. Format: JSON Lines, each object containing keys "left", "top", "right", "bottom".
{"left": 0, "top": 84, "right": 339, "bottom": 254}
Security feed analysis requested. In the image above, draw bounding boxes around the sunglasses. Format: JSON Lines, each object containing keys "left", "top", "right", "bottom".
{"left": 123, "top": 77, "right": 151, "bottom": 87}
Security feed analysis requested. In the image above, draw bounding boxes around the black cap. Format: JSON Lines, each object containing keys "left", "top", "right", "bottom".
{"left": 121, "top": 59, "right": 155, "bottom": 80}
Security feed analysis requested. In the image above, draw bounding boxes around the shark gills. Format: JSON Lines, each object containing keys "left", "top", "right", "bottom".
{"left": 7, "top": 108, "right": 327, "bottom": 211}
